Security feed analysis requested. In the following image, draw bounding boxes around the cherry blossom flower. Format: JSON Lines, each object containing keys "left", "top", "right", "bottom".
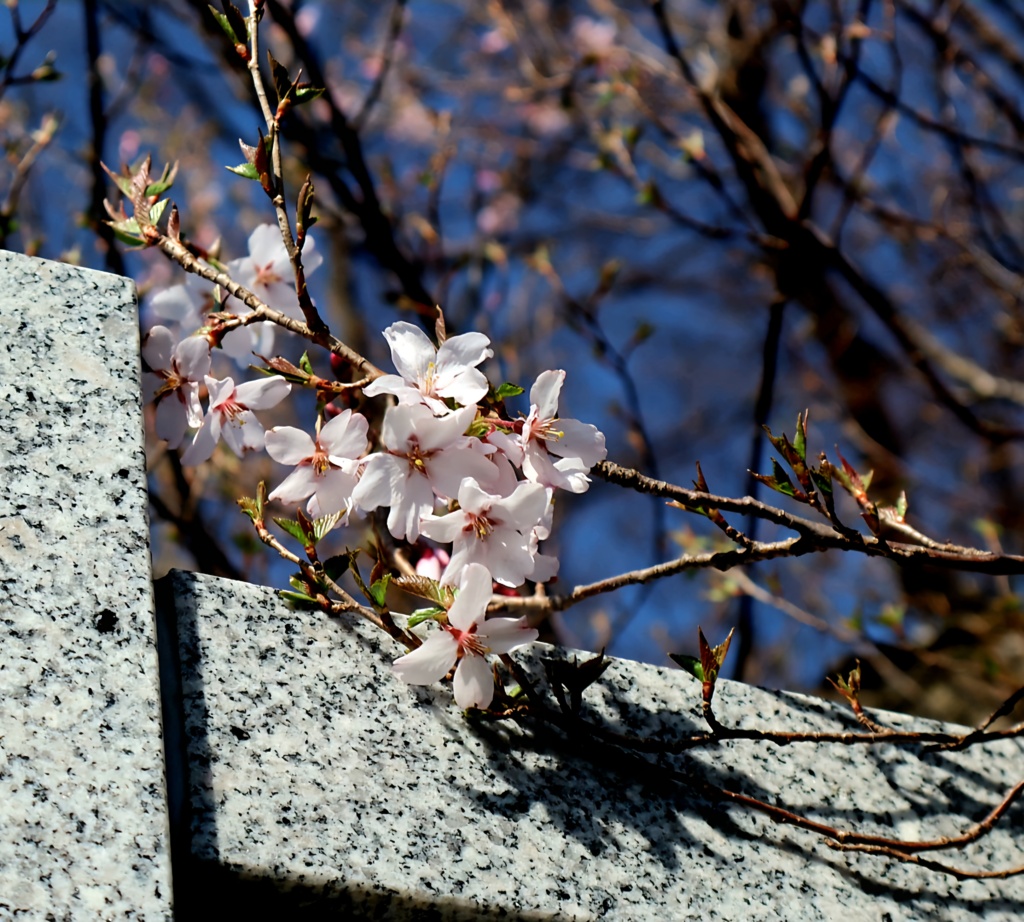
{"left": 363, "top": 321, "right": 492, "bottom": 414}
{"left": 142, "top": 326, "right": 211, "bottom": 449}
{"left": 180, "top": 374, "right": 291, "bottom": 466}
{"left": 148, "top": 272, "right": 215, "bottom": 334}
{"left": 520, "top": 369, "right": 607, "bottom": 493}
{"left": 420, "top": 478, "right": 553, "bottom": 587}
{"left": 352, "top": 403, "right": 496, "bottom": 542}
{"left": 216, "top": 225, "right": 324, "bottom": 363}
{"left": 265, "top": 409, "right": 369, "bottom": 518}
{"left": 227, "top": 223, "right": 323, "bottom": 319}
{"left": 392, "top": 563, "right": 538, "bottom": 709}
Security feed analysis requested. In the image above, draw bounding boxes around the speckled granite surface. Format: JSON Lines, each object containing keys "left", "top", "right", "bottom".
{"left": 165, "top": 569, "right": 1024, "bottom": 920}
{"left": 0, "top": 253, "right": 171, "bottom": 919}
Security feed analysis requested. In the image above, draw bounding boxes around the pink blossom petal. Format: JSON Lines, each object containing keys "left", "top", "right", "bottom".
{"left": 383, "top": 322, "right": 436, "bottom": 382}
{"left": 154, "top": 396, "right": 188, "bottom": 448}
{"left": 529, "top": 553, "right": 560, "bottom": 583}
{"left": 310, "top": 469, "right": 359, "bottom": 516}
{"left": 265, "top": 426, "right": 316, "bottom": 465}
{"left": 386, "top": 473, "right": 435, "bottom": 542}
{"left": 530, "top": 369, "right": 564, "bottom": 420}
{"left": 447, "top": 563, "right": 492, "bottom": 631}
{"left": 142, "top": 325, "right": 175, "bottom": 370}
{"left": 352, "top": 454, "right": 406, "bottom": 512}
{"left": 498, "top": 481, "right": 549, "bottom": 531}
{"left": 434, "top": 367, "right": 489, "bottom": 407}
{"left": 205, "top": 376, "right": 236, "bottom": 409}
{"left": 424, "top": 445, "right": 497, "bottom": 499}
{"left": 221, "top": 411, "right": 265, "bottom": 456}
{"left": 415, "top": 404, "right": 477, "bottom": 453}
{"left": 480, "top": 618, "right": 538, "bottom": 654}
{"left": 392, "top": 632, "right": 459, "bottom": 685}
{"left": 419, "top": 511, "right": 466, "bottom": 546}
{"left": 319, "top": 410, "right": 369, "bottom": 459}
{"left": 453, "top": 653, "right": 494, "bottom": 709}
{"left": 361, "top": 373, "right": 409, "bottom": 400}
{"left": 455, "top": 478, "right": 493, "bottom": 515}
{"left": 181, "top": 413, "right": 221, "bottom": 466}
{"left": 246, "top": 223, "right": 287, "bottom": 264}
{"left": 437, "top": 331, "right": 492, "bottom": 370}
{"left": 176, "top": 336, "right": 212, "bottom": 379}
{"left": 549, "top": 418, "right": 607, "bottom": 466}
{"left": 234, "top": 376, "right": 291, "bottom": 410}
{"left": 268, "top": 465, "right": 320, "bottom": 505}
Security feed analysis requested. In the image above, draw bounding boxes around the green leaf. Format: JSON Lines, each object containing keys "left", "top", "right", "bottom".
{"left": 312, "top": 512, "right": 342, "bottom": 542}
{"left": 108, "top": 220, "right": 144, "bottom": 246}
{"left": 294, "top": 85, "right": 326, "bottom": 105}
{"left": 407, "top": 606, "right": 446, "bottom": 628}
{"left": 768, "top": 458, "right": 797, "bottom": 496}
{"left": 669, "top": 653, "right": 704, "bottom": 682}
{"left": 273, "top": 516, "right": 307, "bottom": 544}
{"left": 279, "top": 590, "right": 319, "bottom": 609}
{"left": 299, "top": 351, "right": 314, "bottom": 376}
{"left": 495, "top": 382, "right": 524, "bottom": 400}
{"left": 369, "top": 573, "right": 392, "bottom": 608}
{"left": 208, "top": 4, "right": 243, "bottom": 43}
{"left": 226, "top": 162, "right": 260, "bottom": 180}
{"left": 236, "top": 483, "right": 266, "bottom": 523}
{"left": 810, "top": 466, "right": 833, "bottom": 496}
{"left": 148, "top": 198, "right": 170, "bottom": 226}
{"left": 793, "top": 410, "right": 808, "bottom": 464}
{"left": 267, "top": 49, "right": 291, "bottom": 102}
{"left": 322, "top": 554, "right": 350, "bottom": 582}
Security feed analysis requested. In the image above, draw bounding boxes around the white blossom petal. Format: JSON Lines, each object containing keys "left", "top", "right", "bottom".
{"left": 548, "top": 418, "right": 607, "bottom": 467}
{"left": 480, "top": 618, "right": 538, "bottom": 654}
{"left": 392, "top": 632, "right": 459, "bottom": 685}
{"left": 154, "top": 395, "right": 189, "bottom": 448}
{"left": 221, "top": 411, "right": 265, "bottom": 456}
{"left": 234, "top": 375, "right": 291, "bottom": 410}
{"left": 265, "top": 427, "right": 316, "bottom": 465}
{"left": 181, "top": 413, "right": 221, "bottom": 466}
{"left": 142, "top": 326, "right": 174, "bottom": 370}
{"left": 530, "top": 369, "right": 564, "bottom": 420}
{"left": 268, "top": 466, "right": 320, "bottom": 505}
{"left": 309, "top": 469, "right": 359, "bottom": 517}
{"left": 319, "top": 410, "right": 369, "bottom": 460}
{"left": 383, "top": 322, "right": 437, "bottom": 382}
{"left": 447, "top": 563, "right": 492, "bottom": 631}
{"left": 453, "top": 653, "right": 494, "bottom": 709}
{"left": 175, "top": 336, "right": 212, "bottom": 379}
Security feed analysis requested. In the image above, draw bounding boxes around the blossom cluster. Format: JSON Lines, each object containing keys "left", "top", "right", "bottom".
{"left": 143, "top": 225, "right": 607, "bottom": 709}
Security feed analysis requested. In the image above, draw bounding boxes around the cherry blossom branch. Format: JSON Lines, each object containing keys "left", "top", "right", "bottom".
{"left": 0, "top": 0, "right": 57, "bottom": 101}
{"left": 0, "top": 111, "right": 57, "bottom": 250}
{"left": 244, "top": 2, "right": 327, "bottom": 336}
{"left": 151, "top": 224, "right": 382, "bottom": 381}
{"left": 351, "top": 0, "right": 408, "bottom": 131}
{"left": 240, "top": 484, "right": 422, "bottom": 649}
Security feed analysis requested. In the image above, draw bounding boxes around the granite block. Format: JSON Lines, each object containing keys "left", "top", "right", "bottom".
{"left": 0, "top": 252, "right": 172, "bottom": 919}
{"left": 165, "top": 569, "right": 1024, "bottom": 920}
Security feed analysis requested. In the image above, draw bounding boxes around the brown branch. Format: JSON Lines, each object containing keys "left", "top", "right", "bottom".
{"left": 151, "top": 229, "right": 382, "bottom": 381}
{"left": 0, "top": 111, "right": 57, "bottom": 249}
{"left": 244, "top": 4, "right": 327, "bottom": 335}
{"left": 352, "top": 0, "right": 408, "bottom": 131}
{"left": 0, "top": 0, "right": 58, "bottom": 101}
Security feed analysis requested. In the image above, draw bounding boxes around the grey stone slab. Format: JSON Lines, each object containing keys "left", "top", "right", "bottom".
{"left": 0, "top": 252, "right": 172, "bottom": 919}
{"left": 166, "top": 568, "right": 1024, "bottom": 920}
